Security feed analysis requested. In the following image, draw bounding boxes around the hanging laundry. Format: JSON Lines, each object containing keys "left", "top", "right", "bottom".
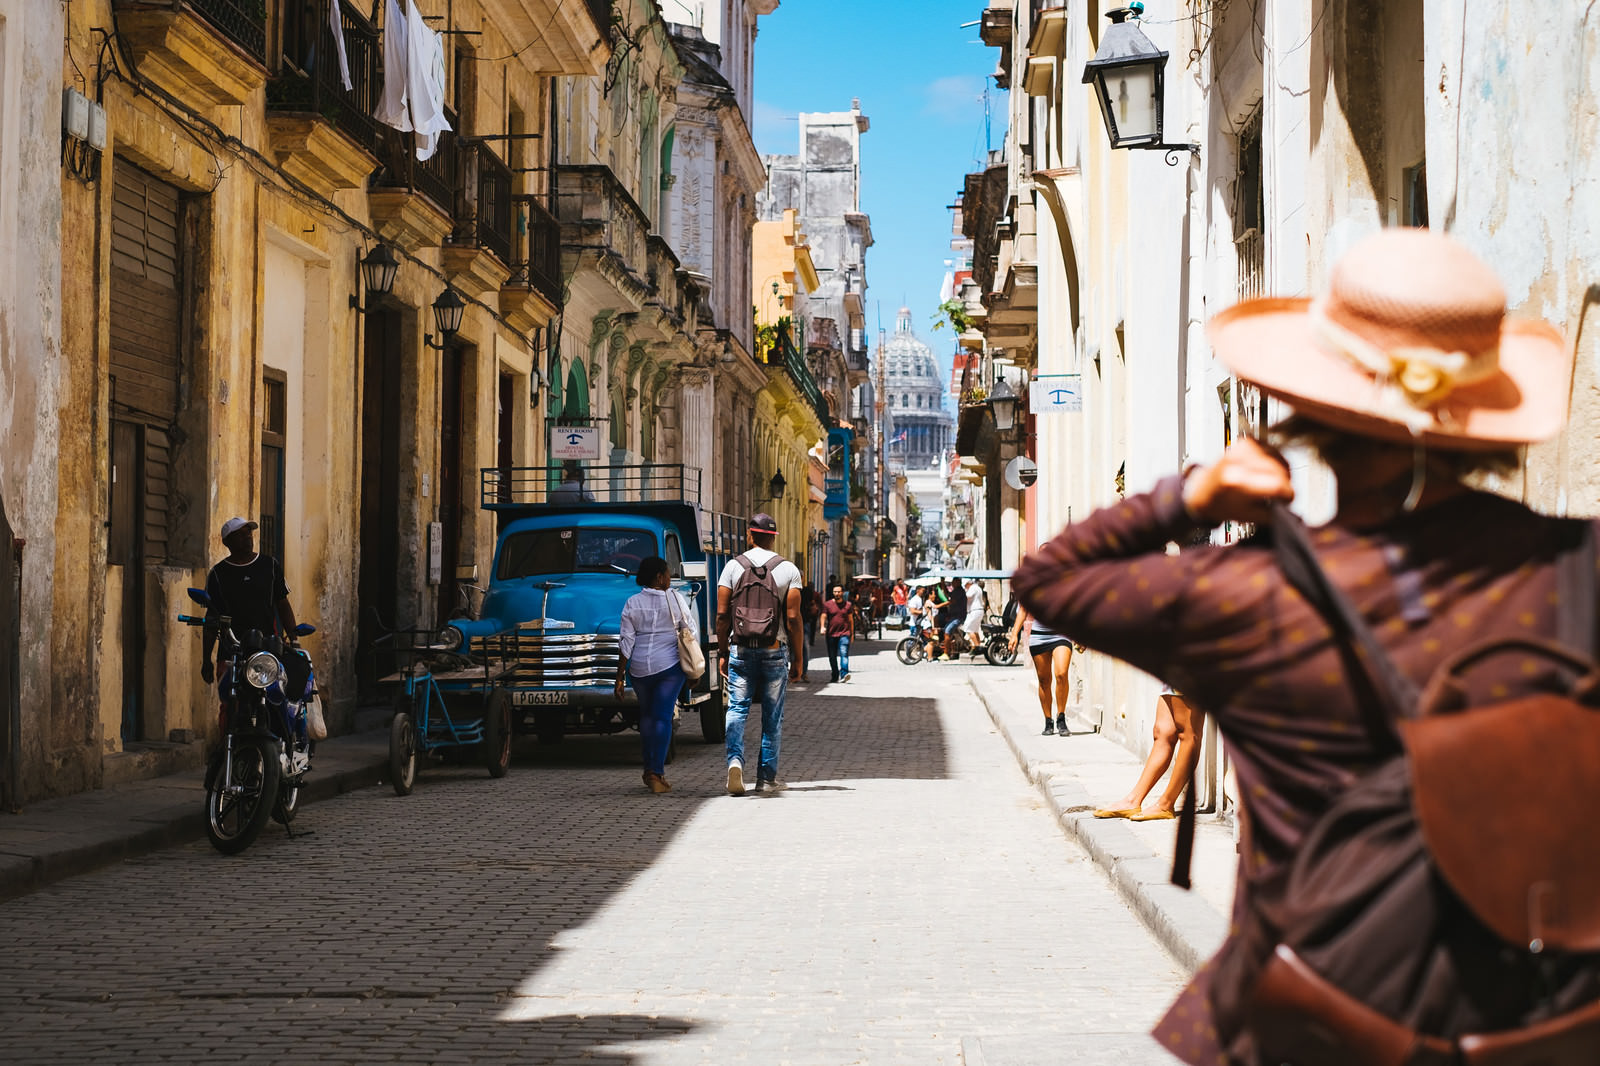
{"left": 328, "top": 0, "right": 353, "bottom": 92}
{"left": 406, "top": 3, "right": 452, "bottom": 161}
{"left": 374, "top": 0, "right": 410, "bottom": 132}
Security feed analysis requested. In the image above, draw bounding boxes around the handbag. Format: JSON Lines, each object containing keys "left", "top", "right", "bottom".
{"left": 668, "top": 591, "right": 706, "bottom": 681}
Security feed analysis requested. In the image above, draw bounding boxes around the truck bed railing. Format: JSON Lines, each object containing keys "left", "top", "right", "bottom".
{"left": 481, "top": 464, "right": 702, "bottom": 509}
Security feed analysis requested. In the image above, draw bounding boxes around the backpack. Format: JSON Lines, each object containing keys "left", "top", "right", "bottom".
{"left": 728, "top": 552, "right": 784, "bottom": 645}
{"left": 1214, "top": 505, "right": 1600, "bottom": 1065}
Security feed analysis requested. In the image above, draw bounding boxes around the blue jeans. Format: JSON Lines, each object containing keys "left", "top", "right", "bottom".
{"left": 826, "top": 635, "right": 850, "bottom": 679}
{"left": 631, "top": 663, "right": 683, "bottom": 776}
{"left": 725, "top": 646, "right": 788, "bottom": 783}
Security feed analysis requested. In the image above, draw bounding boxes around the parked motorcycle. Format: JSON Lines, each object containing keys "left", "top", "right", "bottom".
{"left": 179, "top": 588, "right": 318, "bottom": 855}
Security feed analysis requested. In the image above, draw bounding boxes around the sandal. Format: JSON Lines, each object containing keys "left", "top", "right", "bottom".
{"left": 1092, "top": 805, "right": 1141, "bottom": 819}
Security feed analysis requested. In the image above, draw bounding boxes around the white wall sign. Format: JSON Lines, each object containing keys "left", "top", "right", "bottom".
{"left": 427, "top": 522, "right": 442, "bottom": 585}
{"left": 549, "top": 425, "right": 601, "bottom": 460}
{"left": 1030, "top": 375, "right": 1082, "bottom": 413}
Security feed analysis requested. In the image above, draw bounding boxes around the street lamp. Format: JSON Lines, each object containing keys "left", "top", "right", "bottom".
{"left": 349, "top": 242, "right": 399, "bottom": 311}
{"left": 987, "top": 377, "right": 1019, "bottom": 433}
{"left": 761, "top": 470, "right": 787, "bottom": 501}
{"left": 1082, "top": 5, "right": 1199, "bottom": 164}
{"left": 424, "top": 287, "right": 465, "bottom": 351}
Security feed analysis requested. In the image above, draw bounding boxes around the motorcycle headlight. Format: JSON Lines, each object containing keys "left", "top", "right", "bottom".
{"left": 244, "top": 651, "right": 284, "bottom": 690}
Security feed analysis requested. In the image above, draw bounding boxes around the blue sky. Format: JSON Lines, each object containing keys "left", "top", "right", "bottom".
{"left": 752, "top": 1, "right": 1007, "bottom": 386}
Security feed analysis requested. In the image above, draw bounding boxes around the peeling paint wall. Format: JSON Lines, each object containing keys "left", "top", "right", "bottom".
{"left": 0, "top": 0, "right": 67, "bottom": 802}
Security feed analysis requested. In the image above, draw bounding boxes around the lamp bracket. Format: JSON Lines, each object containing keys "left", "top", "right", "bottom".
{"left": 1140, "top": 142, "right": 1201, "bottom": 166}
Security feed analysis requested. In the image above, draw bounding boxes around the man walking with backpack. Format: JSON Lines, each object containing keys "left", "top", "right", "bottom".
{"left": 716, "top": 512, "right": 804, "bottom": 795}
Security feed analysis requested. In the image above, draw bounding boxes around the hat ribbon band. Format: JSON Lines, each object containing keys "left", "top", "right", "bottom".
{"left": 1309, "top": 302, "right": 1500, "bottom": 411}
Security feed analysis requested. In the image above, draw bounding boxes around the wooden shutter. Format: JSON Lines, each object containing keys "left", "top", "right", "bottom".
{"left": 109, "top": 161, "right": 184, "bottom": 563}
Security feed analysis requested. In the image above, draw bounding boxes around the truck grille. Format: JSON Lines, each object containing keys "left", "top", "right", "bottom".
{"left": 487, "top": 632, "right": 621, "bottom": 687}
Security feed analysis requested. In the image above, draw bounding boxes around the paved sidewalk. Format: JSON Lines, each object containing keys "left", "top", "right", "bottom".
{"left": 964, "top": 665, "right": 1234, "bottom": 973}
{"left": 0, "top": 720, "right": 390, "bottom": 902}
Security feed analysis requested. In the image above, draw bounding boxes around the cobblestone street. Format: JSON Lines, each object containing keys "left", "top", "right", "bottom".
{"left": 0, "top": 641, "right": 1184, "bottom": 1065}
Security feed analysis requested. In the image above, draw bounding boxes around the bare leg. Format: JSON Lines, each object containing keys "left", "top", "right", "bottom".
{"left": 1107, "top": 694, "right": 1179, "bottom": 810}
{"left": 1150, "top": 695, "right": 1205, "bottom": 812}
{"left": 1030, "top": 649, "right": 1053, "bottom": 721}
{"left": 1051, "top": 644, "right": 1073, "bottom": 720}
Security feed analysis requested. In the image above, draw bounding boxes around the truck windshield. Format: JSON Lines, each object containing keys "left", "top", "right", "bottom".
{"left": 497, "top": 527, "right": 657, "bottom": 580}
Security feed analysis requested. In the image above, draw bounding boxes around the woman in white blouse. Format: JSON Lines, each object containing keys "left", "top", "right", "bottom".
{"left": 615, "top": 556, "right": 696, "bottom": 793}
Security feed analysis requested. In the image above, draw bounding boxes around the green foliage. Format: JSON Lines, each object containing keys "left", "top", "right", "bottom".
{"left": 931, "top": 297, "right": 974, "bottom": 334}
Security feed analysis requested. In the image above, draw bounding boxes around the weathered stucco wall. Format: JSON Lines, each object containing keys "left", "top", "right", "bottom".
{"left": 0, "top": 0, "right": 67, "bottom": 801}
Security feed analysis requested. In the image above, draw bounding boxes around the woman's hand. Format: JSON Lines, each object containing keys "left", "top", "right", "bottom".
{"left": 613, "top": 677, "right": 625, "bottom": 701}
{"left": 1182, "top": 437, "right": 1295, "bottom": 525}
{"left": 1006, "top": 637, "right": 1018, "bottom": 654}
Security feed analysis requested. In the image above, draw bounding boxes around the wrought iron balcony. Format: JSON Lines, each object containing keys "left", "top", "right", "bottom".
{"left": 773, "top": 325, "right": 832, "bottom": 429}
{"left": 508, "top": 194, "right": 563, "bottom": 307}
{"left": 187, "top": 0, "right": 267, "bottom": 62}
{"left": 372, "top": 108, "right": 459, "bottom": 219}
{"left": 453, "top": 139, "right": 514, "bottom": 265}
{"left": 268, "top": 0, "right": 381, "bottom": 157}
{"left": 555, "top": 164, "right": 649, "bottom": 283}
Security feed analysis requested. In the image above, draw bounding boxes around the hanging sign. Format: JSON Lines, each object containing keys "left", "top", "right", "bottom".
{"left": 1030, "top": 374, "right": 1082, "bottom": 414}
{"left": 549, "top": 426, "right": 601, "bottom": 460}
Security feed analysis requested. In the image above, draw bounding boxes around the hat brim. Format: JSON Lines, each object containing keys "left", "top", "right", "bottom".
{"left": 1209, "top": 297, "right": 1570, "bottom": 450}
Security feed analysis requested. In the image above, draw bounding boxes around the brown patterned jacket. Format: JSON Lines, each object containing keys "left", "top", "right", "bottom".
{"left": 1013, "top": 474, "right": 1596, "bottom": 1064}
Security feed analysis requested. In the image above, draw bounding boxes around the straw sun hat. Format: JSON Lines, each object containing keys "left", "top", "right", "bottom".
{"left": 1208, "top": 228, "right": 1570, "bottom": 451}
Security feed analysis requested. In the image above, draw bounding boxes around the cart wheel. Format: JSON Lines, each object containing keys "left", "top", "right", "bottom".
{"left": 482, "top": 688, "right": 512, "bottom": 778}
{"left": 699, "top": 688, "right": 727, "bottom": 743}
{"left": 390, "top": 711, "right": 417, "bottom": 796}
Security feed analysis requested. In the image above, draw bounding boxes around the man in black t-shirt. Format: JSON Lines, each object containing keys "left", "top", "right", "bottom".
{"left": 202, "top": 517, "right": 298, "bottom": 685}
{"left": 943, "top": 578, "right": 969, "bottom": 659}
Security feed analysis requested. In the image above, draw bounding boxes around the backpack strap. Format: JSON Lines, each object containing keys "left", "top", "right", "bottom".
{"left": 1271, "top": 504, "right": 1418, "bottom": 741}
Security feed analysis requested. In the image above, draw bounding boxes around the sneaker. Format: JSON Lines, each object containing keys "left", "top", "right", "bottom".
{"left": 726, "top": 762, "right": 746, "bottom": 796}
{"left": 841, "top": 672, "right": 851, "bottom": 682}
{"left": 1055, "top": 712, "right": 1068, "bottom": 735}
{"left": 757, "top": 779, "right": 787, "bottom": 793}
{"left": 1041, "top": 719, "right": 1056, "bottom": 736}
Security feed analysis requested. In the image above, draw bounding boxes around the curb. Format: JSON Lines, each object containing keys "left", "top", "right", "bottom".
{"left": 970, "top": 678, "right": 1228, "bottom": 973}
{"left": 0, "top": 741, "right": 387, "bottom": 903}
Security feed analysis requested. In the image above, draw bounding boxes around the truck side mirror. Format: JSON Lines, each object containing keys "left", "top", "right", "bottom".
{"left": 681, "top": 561, "right": 708, "bottom": 580}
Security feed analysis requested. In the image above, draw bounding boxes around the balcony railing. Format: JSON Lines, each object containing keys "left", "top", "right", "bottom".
{"left": 508, "top": 194, "right": 563, "bottom": 306}
{"left": 372, "top": 108, "right": 458, "bottom": 217}
{"left": 190, "top": 0, "right": 267, "bottom": 62}
{"left": 646, "top": 236, "right": 686, "bottom": 323}
{"left": 555, "top": 164, "right": 649, "bottom": 281}
{"left": 268, "top": 0, "right": 381, "bottom": 157}
{"left": 773, "top": 326, "right": 832, "bottom": 429}
{"left": 452, "top": 139, "right": 514, "bottom": 265}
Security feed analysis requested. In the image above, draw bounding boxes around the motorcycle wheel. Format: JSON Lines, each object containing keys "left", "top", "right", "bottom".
{"left": 272, "top": 779, "right": 300, "bottom": 825}
{"left": 896, "top": 636, "right": 925, "bottom": 665}
{"left": 984, "top": 635, "right": 1018, "bottom": 666}
{"left": 481, "top": 688, "right": 512, "bottom": 779}
{"left": 206, "top": 735, "right": 281, "bottom": 855}
{"left": 390, "top": 711, "right": 418, "bottom": 796}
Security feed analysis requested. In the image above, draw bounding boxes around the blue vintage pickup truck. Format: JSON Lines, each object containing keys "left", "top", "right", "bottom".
{"left": 442, "top": 465, "right": 744, "bottom": 746}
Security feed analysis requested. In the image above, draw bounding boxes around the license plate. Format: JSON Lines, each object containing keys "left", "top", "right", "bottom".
{"left": 512, "top": 691, "right": 569, "bottom": 707}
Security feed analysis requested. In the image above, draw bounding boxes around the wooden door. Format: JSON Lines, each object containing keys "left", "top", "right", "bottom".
{"left": 358, "top": 309, "right": 402, "bottom": 697}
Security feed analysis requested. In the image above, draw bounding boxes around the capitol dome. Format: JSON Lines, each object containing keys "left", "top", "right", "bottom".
{"left": 882, "top": 307, "right": 952, "bottom": 468}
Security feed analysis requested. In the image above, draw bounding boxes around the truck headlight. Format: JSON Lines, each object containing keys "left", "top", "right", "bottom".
{"left": 244, "top": 652, "right": 284, "bottom": 690}
{"left": 438, "top": 626, "right": 464, "bottom": 652}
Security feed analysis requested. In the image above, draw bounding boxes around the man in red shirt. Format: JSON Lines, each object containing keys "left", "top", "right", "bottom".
{"left": 820, "top": 584, "right": 855, "bottom": 683}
